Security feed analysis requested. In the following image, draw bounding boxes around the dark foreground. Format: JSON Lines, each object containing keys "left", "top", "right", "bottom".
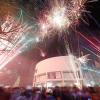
{"left": 0, "top": 86, "right": 99, "bottom": 100}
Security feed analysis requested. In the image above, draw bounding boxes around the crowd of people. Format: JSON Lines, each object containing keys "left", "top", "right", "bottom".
{"left": 0, "top": 86, "right": 99, "bottom": 100}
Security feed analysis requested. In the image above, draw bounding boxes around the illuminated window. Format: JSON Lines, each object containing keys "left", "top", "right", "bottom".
{"left": 48, "top": 72, "right": 61, "bottom": 79}
{"left": 48, "top": 72, "right": 56, "bottom": 79}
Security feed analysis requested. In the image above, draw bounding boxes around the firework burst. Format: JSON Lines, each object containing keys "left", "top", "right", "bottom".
{"left": 38, "top": 0, "right": 87, "bottom": 36}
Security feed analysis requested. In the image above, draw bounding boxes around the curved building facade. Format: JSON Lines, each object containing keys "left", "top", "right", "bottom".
{"left": 33, "top": 56, "right": 82, "bottom": 87}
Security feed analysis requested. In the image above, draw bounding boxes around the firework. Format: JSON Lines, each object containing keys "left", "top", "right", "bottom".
{"left": 39, "top": 0, "right": 86, "bottom": 36}
{"left": 78, "top": 54, "right": 90, "bottom": 64}
{"left": 47, "top": 7, "right": 69, "bottom": 29}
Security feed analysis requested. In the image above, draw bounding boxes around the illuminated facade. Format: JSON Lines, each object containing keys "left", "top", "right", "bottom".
{"left": 33, "top": 56, "right": 82, "bottom": 87}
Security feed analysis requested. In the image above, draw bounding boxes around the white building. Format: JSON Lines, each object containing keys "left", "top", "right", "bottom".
{"left": 33, "top": 56, "right": 83, "bottom": 87}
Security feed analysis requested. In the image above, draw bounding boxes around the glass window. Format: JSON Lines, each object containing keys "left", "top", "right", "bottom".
{"left": 48, "top": 72, "right": 61, "bottom": 79}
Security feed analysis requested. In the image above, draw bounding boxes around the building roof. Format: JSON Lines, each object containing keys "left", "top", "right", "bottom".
{"left": 35, "top": 56, "right": 78, "bottom": 74}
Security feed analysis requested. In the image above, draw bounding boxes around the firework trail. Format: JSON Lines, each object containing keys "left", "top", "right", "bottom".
{"left": 0, "top": 7, "right": 35, "bottom": 70}
{"left": 0, "top": 38, "right": 34, "bottom": 70}
{"left": 82, "top": 46, "right": 100, "bottom": 58}
{"left": 77, "top": 31, "right": 100, "bottom": 53}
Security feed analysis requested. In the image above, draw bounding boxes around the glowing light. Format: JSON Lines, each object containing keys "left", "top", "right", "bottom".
{"left": 46, "top": 82, "right": 53, "bottom": 88}
{"left": 78, "top": 54, "right": 90, "bottom": 64}
{"left": 39, "top": 23, "right": 49, "bottom": 36}
{"left": 41, "top": 51, "right": 46, "bottom": 57}
{"left": 48, "top": 7, "right": 70, "bottom": 29}
{"left": 35, "top": 37, "right": 40, "bottom": 43}
{"left": 74, "top": 82, "right": 81, "bottom": 88}
{"left": 41, "top": 23, "right": 47, "bottom": 31}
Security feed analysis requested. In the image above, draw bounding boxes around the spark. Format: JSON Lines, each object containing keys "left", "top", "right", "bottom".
{"left": 78, "top": 54, "right": 90, "bottom": 64}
